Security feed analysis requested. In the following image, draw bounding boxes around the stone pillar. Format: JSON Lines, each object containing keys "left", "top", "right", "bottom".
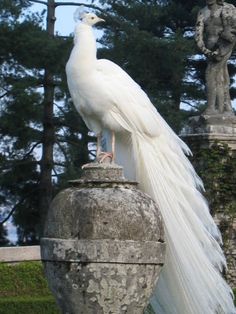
{"left": 40, "top": 163, "right": 165, "bottom": 314}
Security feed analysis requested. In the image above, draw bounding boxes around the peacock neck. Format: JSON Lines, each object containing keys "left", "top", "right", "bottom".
{"left": 72, "top": 23, "right": 97, "bottom": 70}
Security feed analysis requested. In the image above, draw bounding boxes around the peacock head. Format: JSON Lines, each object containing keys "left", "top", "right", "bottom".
{"left": 81, "top": 13, "right": 105, "bottom": 26}
{"left": 74, "top": 7, "right": 105, "bottom": 27}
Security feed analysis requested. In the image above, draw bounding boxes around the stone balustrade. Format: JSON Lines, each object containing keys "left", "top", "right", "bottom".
{"left": 0, "top": 245, "right": 41, "bottom": 263}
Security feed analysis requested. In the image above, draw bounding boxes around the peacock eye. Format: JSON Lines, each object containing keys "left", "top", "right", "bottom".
{"left": 91, "top": 17, "right": 95, "bottom": 20}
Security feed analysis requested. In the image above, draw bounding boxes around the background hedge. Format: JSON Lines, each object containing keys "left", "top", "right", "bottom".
{"left": 0, "top": 262, "right": 60, "bottom": 314}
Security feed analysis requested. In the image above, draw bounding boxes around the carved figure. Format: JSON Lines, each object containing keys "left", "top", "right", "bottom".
{"left": 195, "top": 0, "right": 236, "bottom": 114}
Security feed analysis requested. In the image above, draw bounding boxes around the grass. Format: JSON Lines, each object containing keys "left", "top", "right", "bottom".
{"left": 0, "top": 262, "right": 60, "bottom": 314}
{"left": 0, "top": 296, "right": 59, "bottom": 314}
{"left": 0, "top": 262, "right": 51, "bottom": 297}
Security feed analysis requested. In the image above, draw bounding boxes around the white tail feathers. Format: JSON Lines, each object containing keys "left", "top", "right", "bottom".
{"left": 111, "top": 131, "right": 235, "bottom": 314}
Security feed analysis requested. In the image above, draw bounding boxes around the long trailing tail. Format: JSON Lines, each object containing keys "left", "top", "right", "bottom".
{"left": 112, "top": 130, "right": 235, "bottom": 314}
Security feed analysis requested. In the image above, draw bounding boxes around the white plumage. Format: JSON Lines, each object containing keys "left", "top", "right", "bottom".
{"left": 66, "top": 12, "right": 236, "bottom": 314}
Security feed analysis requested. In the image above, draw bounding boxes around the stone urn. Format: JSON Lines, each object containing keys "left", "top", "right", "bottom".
{"left": 40, "top": 163, "right": 165, "bottom": 314}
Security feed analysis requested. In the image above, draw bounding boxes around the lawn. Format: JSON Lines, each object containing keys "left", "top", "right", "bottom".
{"left": 0, "top": 262, "right": 60, "bottom": 314}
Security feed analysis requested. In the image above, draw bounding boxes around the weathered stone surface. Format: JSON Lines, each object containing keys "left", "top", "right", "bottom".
{"left": 181, "top": 114, "right": 236, "bottom": 151}
{"left": 44, "top": 261, "right": 162, "bottom": 314}
{"left": 43, "top": 186, "right": 164, "bottom": 242}
{"left": 41, "top": 163, "right": 165, "bottom": 314}
{"left": 41, "top": 238, "right": 165, "bottom": 264}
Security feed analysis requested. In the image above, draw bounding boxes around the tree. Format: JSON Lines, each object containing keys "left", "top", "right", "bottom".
{"left": 95, "top": 0, "right": 196, "bottom": 130}
{"left": 0, "top": 224, "right": 9, "bottom": 247}
{"left": 0, "top": 0, "right": 93, "bottom": 243}
{"left": 0, "top": 0, "right": 42, "bottom": 243}
{"left": 97, "top": 0, "right": 236, "bottom": 130}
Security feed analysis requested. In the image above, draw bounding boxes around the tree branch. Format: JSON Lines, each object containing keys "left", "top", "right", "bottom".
{"left": 55, "top": 2, "right": 104, "bottom": 13}
{"left": 89, "top": 150, "right": 96, "bottom": 158}
{"left": 0, "top": 205, "right": 18, "bottom": 225}
{"left": 24, "top": 141, "right": 41, "bottom": 158}
{"left": 0, "top": 189, "right": 39, "bottom": 225}
{"left": 52, "top": 167, "right": 59, "bottom": 177}
{"left": 0, "top": 92, "right": 8, "bottom": 99}
{"left": 55, "top": 140, "right": 70, "bottom": 163}
{"left": 0, "top": 160, "right": 40, "bottom": 174}
{"left": 181, "top": 100, "right": 199, "bottom": 110}
{"left": 29, "top": 0, "right": 48, "bottom": 5}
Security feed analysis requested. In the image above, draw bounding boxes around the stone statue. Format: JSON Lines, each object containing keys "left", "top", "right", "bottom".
{"left": 195, "top": 0, "right": 236, "bottom": 115}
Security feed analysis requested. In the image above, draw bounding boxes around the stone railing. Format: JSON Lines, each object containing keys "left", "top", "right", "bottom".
{"left": 0, "top": 245, "right": 41, "bottom": 262}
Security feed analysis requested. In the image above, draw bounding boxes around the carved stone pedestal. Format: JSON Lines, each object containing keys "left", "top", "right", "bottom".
{"left": 181, "top": 114, "right": 236, "bottom": 152}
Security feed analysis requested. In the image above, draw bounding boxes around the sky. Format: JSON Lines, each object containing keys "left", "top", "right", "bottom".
{"left": 31, "top": 2, "right": 75, "bottom": 35}
{"left": 30, "top": 0, "right": 94, "bottom": 36}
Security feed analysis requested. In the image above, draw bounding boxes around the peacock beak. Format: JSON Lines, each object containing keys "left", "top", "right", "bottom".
{"left": 97, "top": 17, "right": 105, "bottom": 23}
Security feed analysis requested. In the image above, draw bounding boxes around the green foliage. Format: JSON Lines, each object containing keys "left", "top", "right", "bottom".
{"left": 0, "top": 296, "right": 59, "bottom": 314}
{"left": 192, "top": 142, "right": 236, "bottom": 215}
{"left": 0, "top": 262, "right": 60, "bottom": 313}
{"left": 0, "top": 262, "right": 50, "bottom": 297}
{"left": 0, "top": 0, "right": 30, "bottom": 21}
{"left": 0, "top": 1, "right": 92, "bottom": 243}
{"left": 0, "top": 224, "right": 9, "bottom": 247}
{"left": 190, "top": 141, "right": 236, "bottom": 246}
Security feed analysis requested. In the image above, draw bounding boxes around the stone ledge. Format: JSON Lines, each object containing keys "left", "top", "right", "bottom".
{"left": 41, "top": 238, "right": 165, "bottom": 264}
{"left": 0, "top": 246, "right": 41, "bottom": 263}
{"left": 181, "top": 131, "right": 236, "bottom": 151}
{"left": 180, "top": 114, "right": 236, "bottom": 139}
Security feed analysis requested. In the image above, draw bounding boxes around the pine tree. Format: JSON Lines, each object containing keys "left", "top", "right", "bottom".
{"left": 0, "top": 0, "right": 92, "bottom": 243}
{"left": 97, "top": 0, "right": 236, "bottom": 130}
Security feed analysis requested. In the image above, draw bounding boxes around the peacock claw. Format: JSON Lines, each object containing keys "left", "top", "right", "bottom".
{"left": 81, "top": 163, "right": 92, "bottom": 169}
{"left": 97, "top": 152, "right": 114, "bottom": 163}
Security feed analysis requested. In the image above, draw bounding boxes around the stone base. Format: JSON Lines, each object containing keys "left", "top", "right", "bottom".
{"left": 180, "top": 114, "right": 236, "bottom": 151}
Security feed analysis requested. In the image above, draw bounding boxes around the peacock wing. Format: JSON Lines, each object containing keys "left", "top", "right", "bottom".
{"left": 95, "top": 59, "right": 163, "bottom": 137}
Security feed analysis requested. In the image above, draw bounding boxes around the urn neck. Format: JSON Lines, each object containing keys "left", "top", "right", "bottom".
{"left": 69, "top": 162, "right": 137, "bottom": 186}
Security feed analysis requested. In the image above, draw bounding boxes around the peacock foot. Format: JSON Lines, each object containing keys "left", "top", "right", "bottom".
{"left": 97, "top": 152, "right": 114, "bottom": 163}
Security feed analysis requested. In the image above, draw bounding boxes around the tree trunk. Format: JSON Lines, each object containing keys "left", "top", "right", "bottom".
{"left": 39, "top": 0, "right": 56, "bottom": 235}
